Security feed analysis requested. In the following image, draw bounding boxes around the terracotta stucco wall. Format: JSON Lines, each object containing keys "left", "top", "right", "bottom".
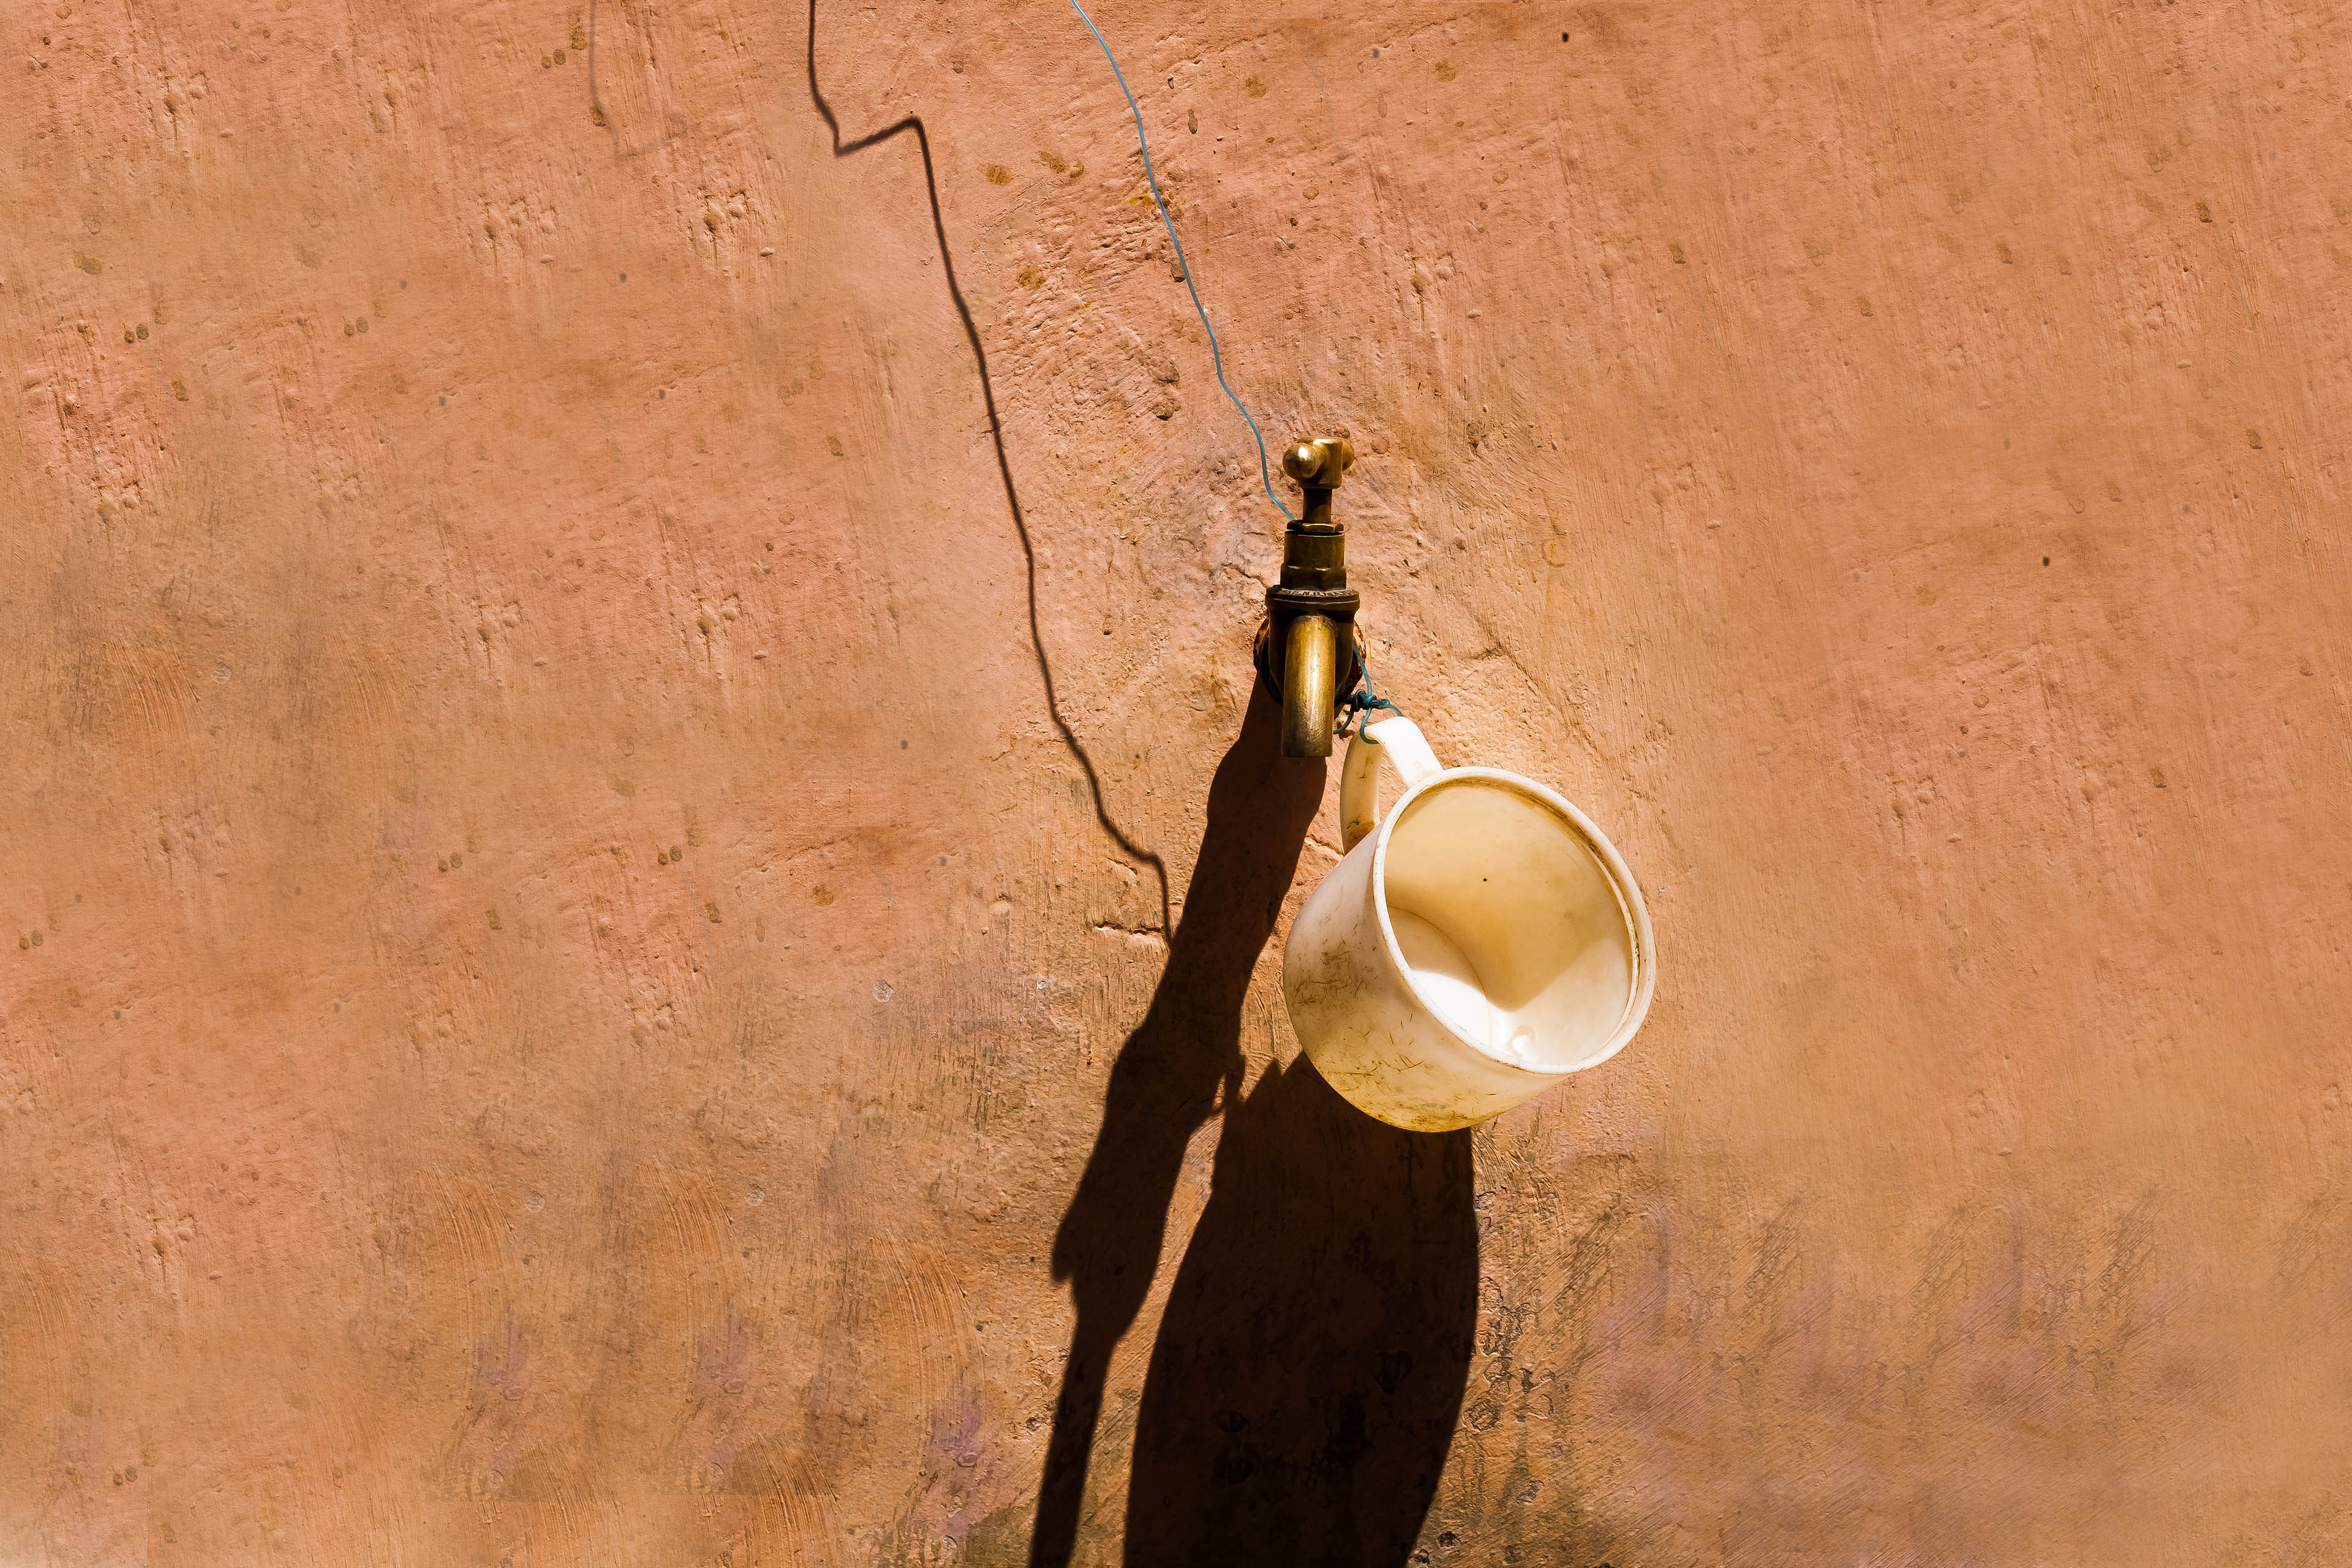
{"left": 7, "top": 0, "right": 2351, "bottom": 1561}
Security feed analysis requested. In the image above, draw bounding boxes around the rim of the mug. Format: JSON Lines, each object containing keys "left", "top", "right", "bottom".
{"left": 1367, "top": 766, "right": 1658, "bottom": 1080}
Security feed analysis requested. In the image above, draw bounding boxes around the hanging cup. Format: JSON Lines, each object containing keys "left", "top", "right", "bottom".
{"left": 1281, "top": 716, "right": 1656, "bottom": 1131}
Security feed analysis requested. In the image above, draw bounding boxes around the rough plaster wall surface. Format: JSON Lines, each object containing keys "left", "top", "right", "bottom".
{"left": 6, "top": 0, "right": 2352, "bottom": 1561}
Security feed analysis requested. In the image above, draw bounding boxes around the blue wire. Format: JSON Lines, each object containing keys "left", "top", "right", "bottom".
{"left": 1064, "top": 0, "right": 1295, "bottom": 522}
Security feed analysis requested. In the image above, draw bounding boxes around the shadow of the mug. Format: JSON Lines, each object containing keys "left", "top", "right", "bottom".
{"left": 1028, "top": 690, "right": 1477, "bottom": 1567}
{"left": 1124, "top": 1055, "right": 1476, "bottom": 1567}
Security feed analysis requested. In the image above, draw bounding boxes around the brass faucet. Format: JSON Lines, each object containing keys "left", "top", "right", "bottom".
{"left": 1254, "top": 436, "right": 1360, "bottom": 757}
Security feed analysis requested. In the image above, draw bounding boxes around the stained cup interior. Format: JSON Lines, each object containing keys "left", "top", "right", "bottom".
{"left": 1377, "top": 774, "right": 1640, "bottom": 1073}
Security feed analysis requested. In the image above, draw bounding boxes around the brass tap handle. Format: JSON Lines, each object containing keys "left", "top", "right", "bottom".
{"left": 1281, "top": 437, "right": 1355, "bottom": 497}
{"left": 1281, "top": 437, "right": 1352, "bottom": 532}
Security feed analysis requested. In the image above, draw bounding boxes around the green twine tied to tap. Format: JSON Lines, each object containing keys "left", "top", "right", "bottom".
{"left": 1336, "top": 647, "right": 1402, "bottom": 738}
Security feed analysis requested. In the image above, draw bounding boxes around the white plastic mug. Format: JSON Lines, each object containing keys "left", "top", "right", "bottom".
{"left": 1281, "top": 715, "right": 1656, "bottom": 1132}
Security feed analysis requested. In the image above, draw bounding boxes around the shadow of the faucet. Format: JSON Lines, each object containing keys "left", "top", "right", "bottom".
{"left": 1030, "top": 690, "right": 1476, "bottom": 1566}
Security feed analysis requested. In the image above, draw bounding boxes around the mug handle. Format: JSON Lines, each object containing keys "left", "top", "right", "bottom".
{"left": 1340, "top": 715, "right": 1444, "bottom": 851}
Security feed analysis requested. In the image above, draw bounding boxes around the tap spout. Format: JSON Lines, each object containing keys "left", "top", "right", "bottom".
{"left": 1282, "top": 612, "right": 1341, "bottom": 758}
